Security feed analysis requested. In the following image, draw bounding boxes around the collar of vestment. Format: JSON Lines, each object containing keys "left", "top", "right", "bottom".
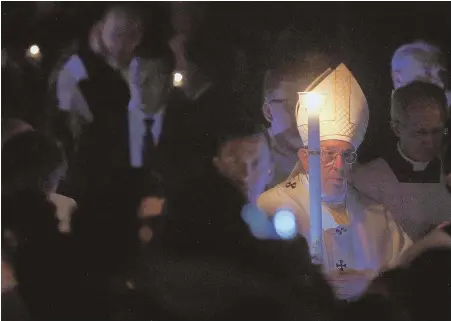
{"left": 281, "top": 174, "right": 351, "bottom": 229}
{"left": 397, "top": 143, "right": 430, "bottom": 171}
{"left": 381, "top": 143, "right": 442, "bottom": 183}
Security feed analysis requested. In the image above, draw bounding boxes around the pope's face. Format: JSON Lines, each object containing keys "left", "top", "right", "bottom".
{"left": 320, "top": 140, "right": 355, "bottom": 203}
{"left": 264, "top": 82, "right": 299, "bottom": 136}
{"left": 214, "top": 134, "right": 273, "bottom": 203}
{"left": 101, "top": 11, "right": 143, "bottom": 62}
{"left": 397, "top": 100, "right": 445, "bottom": 162}
{"left": 300, "top": 140, "right": 355, "bottom": 203}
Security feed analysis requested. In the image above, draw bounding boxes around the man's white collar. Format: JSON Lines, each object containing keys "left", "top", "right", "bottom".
{"left": 397, "top": 142, "right": 429, "bottom": 172}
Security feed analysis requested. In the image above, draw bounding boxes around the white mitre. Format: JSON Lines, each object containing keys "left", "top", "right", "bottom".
{"left": 296, "top": 63, "right": 369, "bottom": 149}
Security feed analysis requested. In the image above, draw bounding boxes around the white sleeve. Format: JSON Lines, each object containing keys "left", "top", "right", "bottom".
{"left": 384, "top": 210, "right": 414, "bottom": 269}
{"left": 56, "top": 56, "right": 92, "bottom": 123}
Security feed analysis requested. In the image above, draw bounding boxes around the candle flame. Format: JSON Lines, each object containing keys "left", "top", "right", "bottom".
{"left": 298, "top": 92, "right": 326, "bottom": 115}
{"left": 305, "top": 92, "right": 323, "bottom": 113}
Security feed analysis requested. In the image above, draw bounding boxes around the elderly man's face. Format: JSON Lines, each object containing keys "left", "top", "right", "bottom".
{"left": 300, "top": 140, "right": 356, "bottom": 203}
{"left": 101, "top": 11, "right": 143, "bottom": 62}
{"left": 397, "top": 100, "right": 446, "bottom": 162}
{"left": 214, "top": 134, "right": 273, "bottom": 204}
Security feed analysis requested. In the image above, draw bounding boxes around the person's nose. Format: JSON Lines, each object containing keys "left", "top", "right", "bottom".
{"left": 238, "top": 163, "right": 252, "bottom": 183}
{"left": 334, "top": 153, "right": 345, "bottom": 169}
{"left": 420, "top": 133, "right": 437, "bottom": 148}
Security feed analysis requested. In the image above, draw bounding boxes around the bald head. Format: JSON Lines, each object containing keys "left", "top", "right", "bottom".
{"left": 391, "top": 41, "right": 448, "bottom": 90}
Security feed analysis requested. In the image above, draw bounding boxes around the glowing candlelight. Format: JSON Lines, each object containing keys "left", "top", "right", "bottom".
{"left": 298, "top": 92, "right": 326, "bottom": 264}
{"left": 173, "top": 71, "right": 184, "bottom": 87}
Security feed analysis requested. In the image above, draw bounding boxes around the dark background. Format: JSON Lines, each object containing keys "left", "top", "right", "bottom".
{"left": 2, "top": 2, "right": 451, "bottom": 162}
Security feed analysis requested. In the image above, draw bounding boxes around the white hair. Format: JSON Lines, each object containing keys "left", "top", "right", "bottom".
{"left": 391, "top": 40, "right": 444, "bottom": 71}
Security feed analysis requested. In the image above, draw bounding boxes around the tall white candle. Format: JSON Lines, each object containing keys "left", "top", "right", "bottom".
{"left": 299, "top": 92, "right": 324, "bottom": 264}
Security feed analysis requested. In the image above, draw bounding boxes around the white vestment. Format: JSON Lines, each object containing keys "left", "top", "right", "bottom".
{"left": 257, "top": 173, "right": 412, "bottom": 298}
{"left": 351, "top": 157, "right": 451, "bottom": 242}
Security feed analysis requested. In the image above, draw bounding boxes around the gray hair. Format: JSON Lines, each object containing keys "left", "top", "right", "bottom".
{"left": 391, "top": 81, "right": 447, "bottom": 124}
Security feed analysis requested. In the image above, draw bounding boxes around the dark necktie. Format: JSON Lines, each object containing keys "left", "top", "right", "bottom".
{"left": 142, "top": 118, "right": 155, "bottom": 170}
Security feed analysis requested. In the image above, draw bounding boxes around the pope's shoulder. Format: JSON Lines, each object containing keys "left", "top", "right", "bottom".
{"left": 257, "top": 176, "right": 303, "bottom": 216}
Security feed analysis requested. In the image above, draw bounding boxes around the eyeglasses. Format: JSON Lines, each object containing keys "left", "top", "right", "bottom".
{"left": 317, "top": 148, "right": 357, "bottom": 166}
{"left": 404, "top": 126, "right": 448, "bottom": 139}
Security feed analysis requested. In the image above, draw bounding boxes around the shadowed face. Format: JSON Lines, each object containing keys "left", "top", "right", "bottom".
{"left": 137, "top": 59, "right": 172, "bottom": 114}
{"left": 396, "top": 100, "right": 446, "bottom": 162}
{"left": 101, "top": 10, "right": 143, "bottom": 63}
{"left": 264, "top": 81, "right": 299, "bottom": 136}
{"left": 214, "top": 134, "right": 273, "bottom": 203}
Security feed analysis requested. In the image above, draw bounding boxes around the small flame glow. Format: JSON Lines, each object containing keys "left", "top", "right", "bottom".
{"left": 173, "top": 72, "right": 184, "bottom": 87}
{"left": 28, "top": 45, "right": 40, "bottom": 56}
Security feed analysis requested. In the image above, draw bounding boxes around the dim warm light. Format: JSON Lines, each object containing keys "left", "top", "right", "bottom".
{"left": 28, "top": 45, "right": 40, "bottom": 56}
{"left": 173, "top": 72, "right": 184, "bottom": 87}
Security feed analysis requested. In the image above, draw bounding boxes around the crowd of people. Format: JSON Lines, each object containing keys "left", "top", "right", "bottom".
{"left": 2, "top": 3, "right": 451, "bottom": 321}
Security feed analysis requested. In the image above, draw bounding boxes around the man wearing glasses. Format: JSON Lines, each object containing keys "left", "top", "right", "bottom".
{"left": 262, "top": 68, "right": 305, "bottom": 188}
{"left": 257, "top": 64, "right": 412, "bottom": 300}
{"left": 352, "top": 81, "right": 451, "bottom": 242}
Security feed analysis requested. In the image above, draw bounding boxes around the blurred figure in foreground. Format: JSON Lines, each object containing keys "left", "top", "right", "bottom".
{"left": 158, "top": 38, "right": 248, "bottom": 193}
{"left": 361, "top": 223, "right": 451, "bottom": 321}
{"left": 1, "top": 131, "right": 86, "bottom": 320}
{"left": 132, "top": 108, "right": 338, "bottom": 320}
{"left": 2, "top": 131, "right": 75, "bottom": 234}
{"left": 52, "top": 4, "right": 144, "bottom": 200}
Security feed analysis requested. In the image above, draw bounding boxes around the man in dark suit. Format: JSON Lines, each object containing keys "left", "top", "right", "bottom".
{"left": 157, "top": 37, "right": 246, "bottom": 194}
{"left": 52, "top": 4, "right": 144, "bottom": 200}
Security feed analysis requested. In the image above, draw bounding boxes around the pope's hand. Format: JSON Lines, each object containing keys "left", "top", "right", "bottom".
{"left": 327, "top": 269, "right": 375, "bottom": 300}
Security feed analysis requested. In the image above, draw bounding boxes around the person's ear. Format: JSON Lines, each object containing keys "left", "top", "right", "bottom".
{"left": 390, "top": 120, "right": 401, "bottom": 138}
{"left": 262, "top": 101, "right": 273, "bottom": 123}
{"left": 297, "top": 148, "right": 309, "bottom": 169}
{"left": 212, "top": 156, "right": 225, "bottom": 175}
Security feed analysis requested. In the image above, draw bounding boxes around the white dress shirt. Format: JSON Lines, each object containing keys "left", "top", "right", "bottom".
{"left": 56, "top": 55, "right": 166, "bottom": 168}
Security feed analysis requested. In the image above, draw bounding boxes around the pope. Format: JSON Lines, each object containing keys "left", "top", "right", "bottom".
{"left": 256, "top": 64, "right": 412, "bottom": 300}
